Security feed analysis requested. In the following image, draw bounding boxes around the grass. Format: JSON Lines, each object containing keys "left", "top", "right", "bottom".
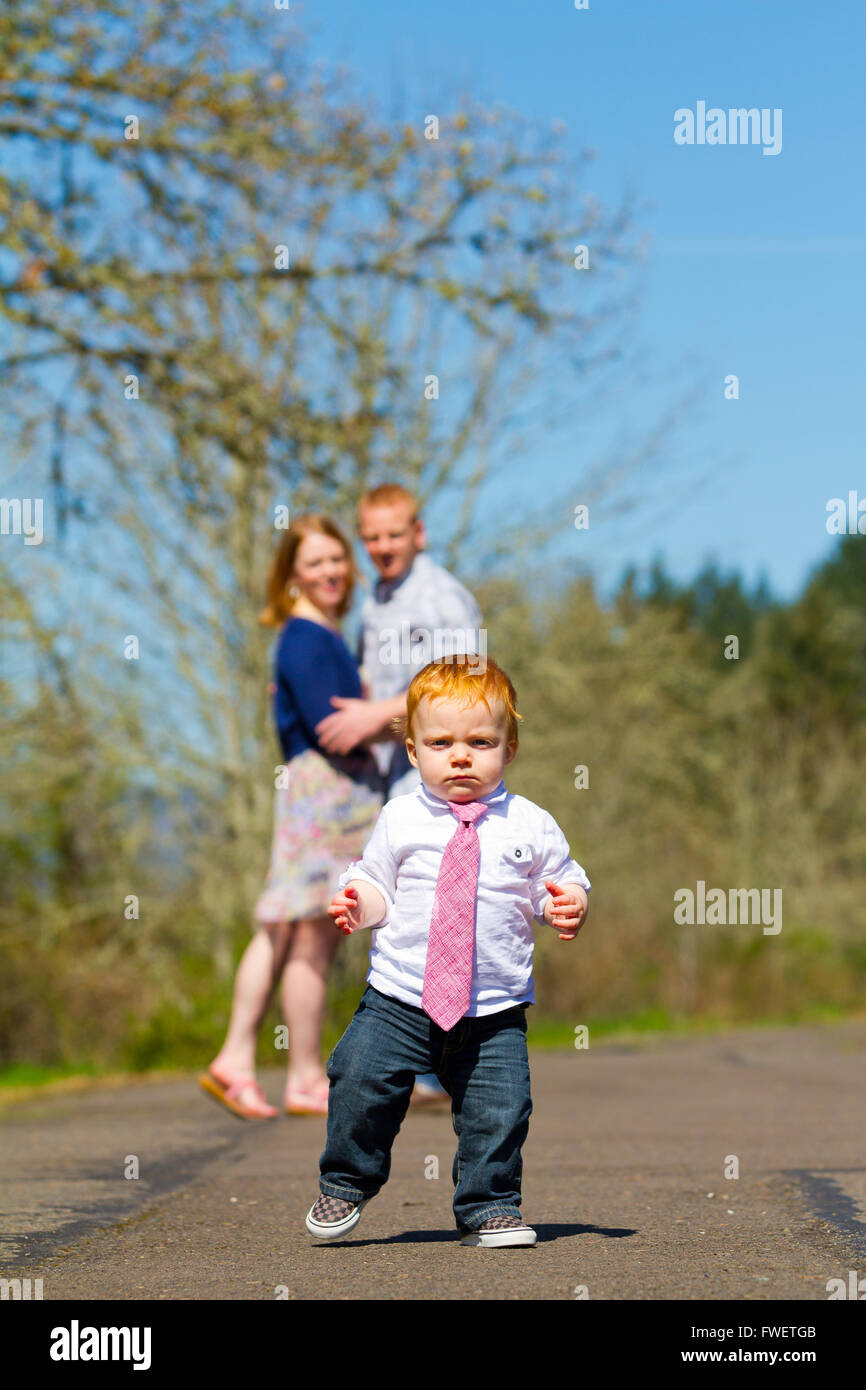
{"left": 1, "top": 1003, "right": 861, "bottom": 1102}
{"left": 0, "top": 1061, "right": 190, "bottom": 1110}
{"left": 526, "top": 1001, "right": 858, "bottom": 1048}
{"left": 0, "top": 1061, "right": 106, "bottom": 1089}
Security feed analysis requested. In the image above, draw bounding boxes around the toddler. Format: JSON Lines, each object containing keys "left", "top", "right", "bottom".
{"left": 306, "top": 656, "right": 590, "bottom": 1247}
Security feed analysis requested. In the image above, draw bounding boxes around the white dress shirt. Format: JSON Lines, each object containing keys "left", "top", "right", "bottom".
{"left": 339, "top": 779, "right": 591, "bottom": 1016}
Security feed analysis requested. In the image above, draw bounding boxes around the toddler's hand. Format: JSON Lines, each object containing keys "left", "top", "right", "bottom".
{"left": 545, "top": 879, "right": 588, "bottom": 941}
{"left": 328, "top": 885, "right": 364, "bottom": 935}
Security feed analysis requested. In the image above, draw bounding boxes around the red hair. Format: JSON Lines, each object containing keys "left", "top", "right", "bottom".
{"left": 403, "top": 658, "right": 522, "bottom": 743}
{"left": 358, "top": 482, "right": 419, "bottom": 521}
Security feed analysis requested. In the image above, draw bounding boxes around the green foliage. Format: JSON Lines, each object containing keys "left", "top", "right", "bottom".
{"left": 3, "top": 537, "right": 864, "bottom": 1072}
{"left": 476, "top": 539, "right": 866, "bottom": 1033}
{"left": 1, "top": 1, "right": 862, "bottom": 1073}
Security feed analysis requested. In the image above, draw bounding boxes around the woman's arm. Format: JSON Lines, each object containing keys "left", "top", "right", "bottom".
{"left": 277, "top": 623, "right": 363, "bottom": 750}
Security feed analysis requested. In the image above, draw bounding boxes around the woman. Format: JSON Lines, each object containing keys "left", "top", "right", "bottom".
{"left": 199, "top": 514, "right": 382, "bottom": 1116}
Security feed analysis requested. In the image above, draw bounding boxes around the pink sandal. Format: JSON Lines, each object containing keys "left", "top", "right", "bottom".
{"left": 198, "top": 1068, "right": 279, "bottom": 1120}
{"left": 285, "top": 1080, "right": 330, "bottom": 1116}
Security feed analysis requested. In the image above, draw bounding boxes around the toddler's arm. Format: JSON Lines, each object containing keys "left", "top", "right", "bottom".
{"left": 542, "top": 878, "right": 589, "bottom": 941}
{"left": 529, "top": 810, "right": 591, "bottom": 932}
{"left": 332, "top": 803, "right": 397, "bottom": 933}
{"left": 328, "top": 880, "right": 387, "bottom": 935}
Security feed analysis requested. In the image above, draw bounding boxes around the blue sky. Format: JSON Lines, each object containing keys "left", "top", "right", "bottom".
{"left": 296, "top": 0, "right": 865, "bottom": 598}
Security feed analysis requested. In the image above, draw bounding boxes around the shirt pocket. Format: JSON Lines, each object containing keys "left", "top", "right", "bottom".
{"left": 499, "top": 841, "right": 533, "bottom": 875}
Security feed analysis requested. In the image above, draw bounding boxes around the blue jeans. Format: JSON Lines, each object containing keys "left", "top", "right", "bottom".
{"left": 319, "top": 984, "right": 533, "bottom": 1232}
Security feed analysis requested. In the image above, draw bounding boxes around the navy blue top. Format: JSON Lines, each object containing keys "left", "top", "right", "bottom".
{"left": 273, "top": 617, "right": 366, "bottom": 764}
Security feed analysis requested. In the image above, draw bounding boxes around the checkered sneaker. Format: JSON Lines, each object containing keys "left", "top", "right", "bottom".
{"left": 474, "top": 1214, "right": 530, "bottom": 1232}
{"left": 311, "top": 1193, "right": 357, "bottom": 1224}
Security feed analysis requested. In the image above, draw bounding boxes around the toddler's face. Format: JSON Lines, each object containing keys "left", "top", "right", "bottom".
{"left": 405, "top": 694, "right": 517, "bottom": 803}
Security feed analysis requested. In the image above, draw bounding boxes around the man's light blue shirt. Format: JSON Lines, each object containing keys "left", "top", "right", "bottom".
{"left": 359, "top": 552, "right": 483, "bottom": 789}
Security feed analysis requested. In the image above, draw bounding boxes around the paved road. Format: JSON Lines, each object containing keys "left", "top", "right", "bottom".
{"left": 2, "top": 1020, "right": 864, "bottom": 1300}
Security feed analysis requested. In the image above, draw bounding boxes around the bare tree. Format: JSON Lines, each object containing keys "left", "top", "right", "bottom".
{"left": 0, "top": 0, "right": 661, "bottom": 1051}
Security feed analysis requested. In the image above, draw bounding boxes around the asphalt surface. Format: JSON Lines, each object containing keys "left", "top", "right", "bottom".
{"left": 2, "top": 1019, "right": 864, "bottom": 1300}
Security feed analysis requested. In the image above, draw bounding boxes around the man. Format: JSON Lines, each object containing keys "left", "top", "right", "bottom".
{"left": 315, "top": 483, "right": 483, "bottom": 797}
{"left": 316, "top": 482, "right": 484, "bottom": 1105}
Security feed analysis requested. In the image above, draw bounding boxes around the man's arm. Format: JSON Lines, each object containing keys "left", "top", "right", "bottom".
{"left": 435, "top": 572, "right": 483, "bottom": 639}
{"left": 316, "top": 564, "right": 482, "bottom": 755}
{"left": 315, "top": 691, "right": 406, "bottom": 756}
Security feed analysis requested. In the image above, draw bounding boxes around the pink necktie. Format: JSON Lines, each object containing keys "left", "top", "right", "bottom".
{"left": 422, "top": 800, "right": 488, "bottom": 1031}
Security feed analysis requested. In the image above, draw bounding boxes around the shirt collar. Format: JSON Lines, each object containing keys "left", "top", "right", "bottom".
{"left": 374, "top": 552, "right": 428, "bottom": 603}
{"left": 417, "top": 779, "right": 508, "bottom": 812}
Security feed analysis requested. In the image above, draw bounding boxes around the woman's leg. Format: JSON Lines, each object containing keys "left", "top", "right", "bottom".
{"left": 210, "top": 921, "right": 294, "bottom": 1105}
{"left": 280, "top": 915, "right": 341, "bottom": 1096}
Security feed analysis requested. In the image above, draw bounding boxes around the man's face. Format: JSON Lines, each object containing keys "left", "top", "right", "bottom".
{"left": 405, "top": 695, "right": 517, "bottom": 803}
{"left": 358, "top": 502, "right": 425, "bottom": 583}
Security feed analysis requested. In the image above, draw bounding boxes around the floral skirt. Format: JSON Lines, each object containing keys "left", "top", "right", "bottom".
{"left": 253, "top": 748, "right": 382, "bottom": 925}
